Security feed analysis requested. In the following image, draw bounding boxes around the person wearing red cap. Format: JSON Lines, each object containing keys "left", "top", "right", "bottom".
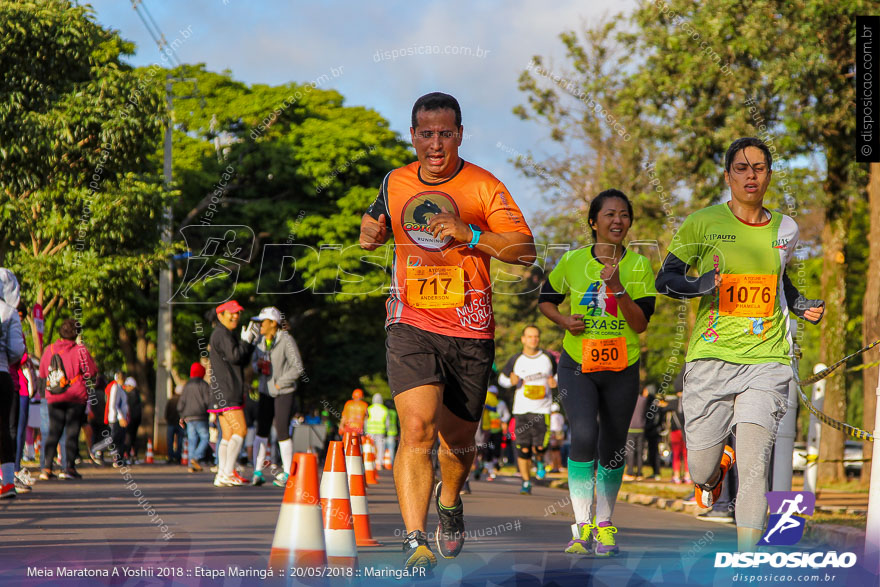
{"left": 340, "top": 388, "right": 368, "bottom": 435}
{"left": 208, "top": 300, "right": 258, "bottom": 486}
{"left": 177, "top": 362, "right": 212, "bottom": 472}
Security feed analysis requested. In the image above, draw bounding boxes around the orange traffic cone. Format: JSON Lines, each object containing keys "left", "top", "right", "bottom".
{"left": 145, "top": 438, "right": 154, "bottom": 464}
{"left": 343, "top": 433, "right": 380, "bottom": 546}
{"left": 320, "top": 441, "right": 358, "bottom": 568}
{"left": 363, "top": 437, "right": 378, "bottom": 485}
{"left": 383, "top": 447, "right": 392, "bottom": 470}
{"left": 180, "top": 439, "right": 188, "bottom": 466}
{"left": 269, "top": 452, "right": 327, "bottom": 572}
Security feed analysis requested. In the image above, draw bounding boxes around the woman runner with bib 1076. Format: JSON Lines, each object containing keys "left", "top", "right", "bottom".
{"left": 655, "top": 137, "right": 824, "bottom": 552}
{"left": 538, "top": 189, "right": 656, "bottom": 556}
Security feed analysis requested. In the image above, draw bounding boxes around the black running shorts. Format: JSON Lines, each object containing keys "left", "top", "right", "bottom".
{"left": 386, "top": 323, "right": 495, "bottom": 422}
{"left": 515, "top": 412, "right": 550, "bottom": 449}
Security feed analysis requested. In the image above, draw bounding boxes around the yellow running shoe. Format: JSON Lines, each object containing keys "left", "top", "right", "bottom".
{"left": 564, "top": 522, "right": 595, "bottom": 554}
{"left": 592, "top": 522, "right": 619, "bottom": 556}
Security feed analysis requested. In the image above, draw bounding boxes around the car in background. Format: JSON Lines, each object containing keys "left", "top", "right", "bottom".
{"left": 792, "top": 441, "right": 863, "bottom": 476}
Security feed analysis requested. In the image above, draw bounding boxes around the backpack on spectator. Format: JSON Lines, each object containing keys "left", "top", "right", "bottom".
{"left": 46, "top": 343, "right": 79, "bottom": 395}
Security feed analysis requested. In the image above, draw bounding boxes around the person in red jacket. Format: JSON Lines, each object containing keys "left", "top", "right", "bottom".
{"left": 38, "top": 319, "right": 98, "bottom": 480}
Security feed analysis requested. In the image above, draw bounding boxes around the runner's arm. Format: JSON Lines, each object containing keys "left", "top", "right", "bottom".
{"left": 538, "top": 280, "right": 586, "bottom": 336}
{"left": 497, "top": 355, "right": 519, "bottom": 388}
{"left": 619, "top": 296, "right": 655, "bottom": 334}
{"left": 426, "top": 209, "right": 536, "bottom": 265}
{"left": 360, "top": 213, "right": 391, "bottom": 250}
{"left": 470, "top": 230, "right": 536, "bottom": 265}
{"left": 782, "top": 272, "right": 824, "bottom": 324}
{"left": 655, "top": 253, "right": 717, "bottom": 299}
{"left": 360, "top": 173, "right": 393, "bottom": 250}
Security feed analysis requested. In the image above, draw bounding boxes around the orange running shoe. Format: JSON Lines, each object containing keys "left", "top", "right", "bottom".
{"left": 695, "top": 445, "right": 735, "bottom": 509}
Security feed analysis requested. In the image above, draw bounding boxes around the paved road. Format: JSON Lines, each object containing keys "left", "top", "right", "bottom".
{"left": 0, "top": 463, "right": 872, "bottom": 586}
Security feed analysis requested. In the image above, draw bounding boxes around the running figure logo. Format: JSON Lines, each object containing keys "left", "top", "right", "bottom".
{"left": 171, "top": 225, "right": 255, "bottom": 304}
{"left": 760, "top": 491, "right": 815, "bottom": 545}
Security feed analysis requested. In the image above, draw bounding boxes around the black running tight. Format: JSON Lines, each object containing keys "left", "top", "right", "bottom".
{"left": 556, "top": 352, "right": 640, "bottom": 467}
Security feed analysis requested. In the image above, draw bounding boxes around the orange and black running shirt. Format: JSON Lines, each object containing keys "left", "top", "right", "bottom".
{"left": 366, "top": 160, "right": 532, "bottom": 339}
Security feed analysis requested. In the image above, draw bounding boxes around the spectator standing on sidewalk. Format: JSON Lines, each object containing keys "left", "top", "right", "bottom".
{"left": 104, "top": 372, "right": 129, "bottom": 467}
{"left": 624, "top": 387, "right": 649, "bottom": 481}
{"left": 385, "top": 402, "right": 399, "bottom": 465}
{"left": 123, "top": 377, "right": 142, "bottom": 464}
{"left": 165, "top": 386, "right": 184, "bottom": 464}
{"left": 643, "top": 384, "right": 663, "bottom": 480}
{"left": 10, "top": 301, "right": 36, "bottom": 491}
{"left": 366, "top": 393, "right": 389, "bottom": 466}
{"left": 178, "top": 362, "right": 212, "bottom": 472}
{"left": 0, "top": 269, "right": 25, "bottom": 497}
{"left": 38, "top": 317, "right": 97, "bottom": 481}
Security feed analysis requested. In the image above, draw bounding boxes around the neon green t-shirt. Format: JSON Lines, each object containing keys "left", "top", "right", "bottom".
{"left": 669, "top": 203, "right": 799, "bottom": 365}
{"left": 547, "top": 246, "right": 656, "bottom": 367}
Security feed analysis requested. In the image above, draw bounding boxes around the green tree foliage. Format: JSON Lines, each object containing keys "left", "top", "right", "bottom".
{"left": 163, "top": 65, "right": 413, "bottom": 411}
{"left": 513, "top": 1, "right": 872, "bottom": 482}
{"left": 0, "top": 0, "right": 168, "bottom": 360}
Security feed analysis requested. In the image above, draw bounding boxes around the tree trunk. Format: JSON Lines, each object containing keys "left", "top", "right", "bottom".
{"left": 862, "top": 162, "right": 880, "bottom": 485}
{"left": 818, "top": 167, "right": 849, "bottom": 484}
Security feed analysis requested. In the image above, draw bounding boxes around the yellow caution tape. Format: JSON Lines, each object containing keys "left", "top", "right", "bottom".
{"left": 798, "top": 339, "right": 880, "bottom": 387}
{"left": 798, "top": 453, "right": 872, "bottom": 465}
{"left": 846, "top": 360, "right": 880, "bottom": 373}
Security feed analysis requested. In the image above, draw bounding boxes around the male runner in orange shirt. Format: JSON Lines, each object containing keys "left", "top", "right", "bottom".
{"left": 360, "top": 92, "right": 535, "bottom": 570}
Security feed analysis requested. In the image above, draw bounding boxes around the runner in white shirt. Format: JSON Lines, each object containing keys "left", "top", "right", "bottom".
{"left": 498, "top": 325, "right": 557, "bottom": 494}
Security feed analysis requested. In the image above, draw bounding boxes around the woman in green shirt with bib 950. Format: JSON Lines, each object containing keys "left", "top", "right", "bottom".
{"left": 539, "top": 189, "right": 656, "bottom": 556}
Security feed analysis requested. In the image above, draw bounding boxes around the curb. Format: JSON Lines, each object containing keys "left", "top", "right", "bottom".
{"left": 618, "top": 491, "right": 703, "bottom": 515}
{"left": 804, "top": 523, "right": 866, "bottom": 552}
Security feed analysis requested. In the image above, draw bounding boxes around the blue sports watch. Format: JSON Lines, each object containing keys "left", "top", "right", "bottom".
{"left": 467, "top": 224, "right": 482, "bottom": 249}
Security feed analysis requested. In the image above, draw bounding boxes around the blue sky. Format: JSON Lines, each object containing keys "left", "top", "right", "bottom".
{"left": 85, "top": 0, "right": 637, "bottom": 216}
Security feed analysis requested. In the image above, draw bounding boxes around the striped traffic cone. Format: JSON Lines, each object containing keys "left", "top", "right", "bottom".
{"left": 319, "top": 441, "right": 358, "bottom": 568}
{"left": 269, "top": 452, "right": 327, "bottom": 572}
{"left": 145, "top": 438, "right": 154, "bottom": 464}
{"left": 343, "top": 433, "right": 380, "bottom": 546}
{"left": 383, "top": 447, "right": 392, "bottom": 470}
{"left": 180, "top": 439, "right": 188, "bottom": 466}
{"left": 363, "top": 437, "right": 378, "bottom": 485}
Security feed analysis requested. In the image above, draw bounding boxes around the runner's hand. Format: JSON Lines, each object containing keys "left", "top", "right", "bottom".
{"left": 565, "top": 314, "right": 586, "bottom": 336}
{"left": 509, "top": 373, "right": 520, "bottom": 387}
{"left": 803, "top": 305, "right": 824, "bottom": 324}
{"left": 428, "top": 207, "right": 470, "bottom": 242}
{"left": 360, "top": 214, "right": 389, "bottom": 250}
{"left": 600, "top": 263, "right": 624, "bottom": 294}
{"left": 697, "top": 269, "right": 722, "bottom": 296}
